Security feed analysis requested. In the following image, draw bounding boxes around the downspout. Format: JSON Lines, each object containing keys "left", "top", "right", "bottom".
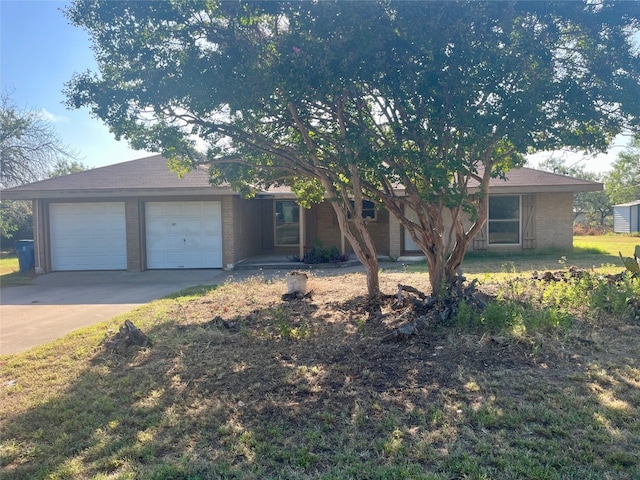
{"left": 33, "top": 199, "right": 43, "bottom": 274}
{"left": 299, "top": 204, "right": 304, "bottom": 260}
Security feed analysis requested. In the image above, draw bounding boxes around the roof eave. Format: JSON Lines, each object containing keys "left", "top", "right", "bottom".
{"left": 391, "top": 183, "right": 603, "bottom": 196}
{"left": 479, "top": 184, "right": 604, "bottom": 194}
{"left": 0, "top": 187, "right": 237, "bottom": 201}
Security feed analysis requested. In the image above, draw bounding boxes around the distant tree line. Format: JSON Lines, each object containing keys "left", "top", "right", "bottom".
{"left": 536, "top": 133, "right": 640, "bottom": 230}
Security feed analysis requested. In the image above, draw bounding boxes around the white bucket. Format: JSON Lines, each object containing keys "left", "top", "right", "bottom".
{"left": 286, "top": 271, "right": 308, "bottom": 294}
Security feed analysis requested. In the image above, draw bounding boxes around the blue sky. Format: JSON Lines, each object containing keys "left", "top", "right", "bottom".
{"left": 0, "top": 0, "right": 633, "bottom": 172}
{"left": 1, "top": 0, "right": 152, "bottom": 169}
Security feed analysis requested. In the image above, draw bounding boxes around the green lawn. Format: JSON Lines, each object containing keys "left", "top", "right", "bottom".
{"left": 1, "top": 267, "right": 639, "bottom": 479}
{"left": 0, "top": 252, "right": 19, "bottom": 275}
{"left": 397, "top": 234, "right": 639, "bottom": 279}
{"left": 574, "top": 233, "right": 638, "bottom": 257}
{"left": 0, "top": 252, "right": 34, "bottom": 287}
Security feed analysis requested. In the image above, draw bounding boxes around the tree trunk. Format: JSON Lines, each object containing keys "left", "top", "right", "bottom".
{"left": 319, "top": 177, "right": 381, "bottom": 302}
{"left": 340, "top": 218, "right": 380, "bottom": 301}
{"left": 347, "top": 212, "right": 381, "bottom": 303}
{"left": 363, "top": 255, "right": 380, "bottom": 303}
{"left": 425, "top": 250, "right": 445, "bottom": 298}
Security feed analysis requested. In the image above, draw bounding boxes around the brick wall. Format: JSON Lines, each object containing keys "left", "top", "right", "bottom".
{"left": 314, "top": 202, "right": 342, "bottom": 248}
{"left": 389, "top": 213, "right": 401, "bottom": 258}
{"left": 535, "top": 192, "right": 574, "bottom": 249}
{"left": 228, "top": 196, "right": 265, "bottom": 266}
{"left": 32, "top": 199, "right": 47, "bottom": 274}
{"left": 314, "top": 201, "right": 390, "bottom": 255}
{"left": 398, "top": 192, "right": 575, "bottom": 253}
{"left": 125, "top": 199, "right": 142, "bottom": 271}
{"left": 221, "top": 196, "right": 235, "bottom": 268}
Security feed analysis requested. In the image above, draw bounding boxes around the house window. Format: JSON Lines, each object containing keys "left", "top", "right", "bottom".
{"left": 488, "top": 195, "right": 520, "bottom": 245}
{"left": 275, "top": 200, "right": 300, "bottom": 245}
{"left": 349, "top": 200, "right": 377, "bottom": 220}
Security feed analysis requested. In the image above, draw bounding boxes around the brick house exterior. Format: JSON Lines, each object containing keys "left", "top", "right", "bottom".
{"left": 2, "top": 155, "right": 601, "bottom": 273}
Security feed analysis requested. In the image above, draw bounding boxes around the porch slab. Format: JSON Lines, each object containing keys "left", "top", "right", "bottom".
{"left": 233, "top": 254, "right": 363, "bottom": 270}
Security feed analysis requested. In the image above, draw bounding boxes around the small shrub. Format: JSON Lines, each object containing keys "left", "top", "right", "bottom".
{"left": 453, "top": 300, "right": 479, "bottom": 329}
{"left": 478, "top": 301, "right": 517, "bottom": 333}
{"left": 296, "top": 240, "right": 349, "bottom": 264}
{"left": 538, "top": 268, "right": 640, "bottom": 320}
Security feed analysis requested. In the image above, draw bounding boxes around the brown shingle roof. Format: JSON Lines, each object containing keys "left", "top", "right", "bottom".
{"left": 4, "top": 155, "right": 212, "bottom": 191}
{"left": 1, "top": 155, "right": 601, "bottom": 200}
{"left": 0, "top": 155, "right": 237, "bottom": 199}
{"left": 484, "top": 167, "right": 601, "bottom": 191}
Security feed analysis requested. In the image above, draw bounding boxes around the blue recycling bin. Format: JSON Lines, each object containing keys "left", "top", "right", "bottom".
{"left": 14, "top": 239, "right": 35, "bottom": 273}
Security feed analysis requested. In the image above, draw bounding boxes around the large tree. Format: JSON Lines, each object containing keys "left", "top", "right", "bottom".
{"left": 65, "top": 1, "right": 640, "bottom": 298}
{"left": 0, "top": 93, "right": 76, "bottom": 188}
{"left": 0, "top": 93, "right": 78, "bottom": 247}
{"left": 605, "top": 134, "right": 640, "bottom": 206}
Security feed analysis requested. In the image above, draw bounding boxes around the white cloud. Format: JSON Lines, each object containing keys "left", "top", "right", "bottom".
{"left": 39, "top": 108, "right": 70, "bottom": 123}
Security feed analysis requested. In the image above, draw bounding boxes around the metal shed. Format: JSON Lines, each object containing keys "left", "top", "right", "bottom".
{"left": 613, "top": 200, "right": 640, "bottom": 233}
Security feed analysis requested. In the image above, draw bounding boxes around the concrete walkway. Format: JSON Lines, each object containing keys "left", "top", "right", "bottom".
{"left": 0, "top": 270, "right": 226, "bottom": 355}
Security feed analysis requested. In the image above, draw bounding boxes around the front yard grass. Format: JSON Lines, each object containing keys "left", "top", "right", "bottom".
{"left": 1, "top": 265, "right": 639, "bottom": 479}
{"left": 398, "top": 234, "right": 638, "bottom": 279}
{"left": 0, "top": 251, "right": 34, "bottom": 287}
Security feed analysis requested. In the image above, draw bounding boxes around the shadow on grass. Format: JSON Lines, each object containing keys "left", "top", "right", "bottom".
{"left": 1, "top": 282, "right": 639, "bottom": 479}
{"left": 0, "top": 270, "right": 35, "bottom": 287}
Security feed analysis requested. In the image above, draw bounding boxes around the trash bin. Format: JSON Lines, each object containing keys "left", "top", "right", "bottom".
{"left": 14, "top": 239, "right": 35, "bottom": 273}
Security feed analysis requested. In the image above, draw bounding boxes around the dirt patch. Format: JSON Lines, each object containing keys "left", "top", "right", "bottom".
{"left": 3, "top": 269, "right": 639, "bottom": 479}
{"left": 135, "top": 271, "right": 615, "bottom": 414}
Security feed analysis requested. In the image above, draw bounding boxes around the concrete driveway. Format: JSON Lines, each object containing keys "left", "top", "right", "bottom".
{"left": 0, "top": 270, "right": 226, "bottom": 355}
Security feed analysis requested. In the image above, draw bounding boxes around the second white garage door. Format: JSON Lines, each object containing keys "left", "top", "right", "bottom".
{"left": 145, "top": 201, "right": 223, "bottom": 269}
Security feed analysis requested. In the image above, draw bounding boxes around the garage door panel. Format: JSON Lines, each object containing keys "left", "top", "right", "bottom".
{"left": 50, "top": 203, "right": 126, "bottom": 271}
{"left": 55, "top": 253, "right": 123, "bottom": 270}
{"left": 145, "top": 201, "right": 222, "bottom": 269}
{"left": 203, "top": 220, "right": 221, "bottom": 234}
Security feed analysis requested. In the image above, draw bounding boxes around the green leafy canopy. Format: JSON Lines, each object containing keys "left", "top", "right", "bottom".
{"left": 64, "top": 1, "right": 640, "bottom": 295}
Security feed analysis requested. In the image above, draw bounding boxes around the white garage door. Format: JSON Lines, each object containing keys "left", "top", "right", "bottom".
{"left": 50, "top": 202, "right": 127, "bottom": 271}
{"left": 145, "top": 201, "right": 222, "bottom": 269}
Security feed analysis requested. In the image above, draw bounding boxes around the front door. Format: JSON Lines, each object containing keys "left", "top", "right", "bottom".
{"left": 275, "top": 200, "right": 300, "bottom": 246}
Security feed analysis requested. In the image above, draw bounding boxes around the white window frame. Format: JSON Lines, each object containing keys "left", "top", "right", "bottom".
{"left": 487, "top": 195, "right": 521, "bottom": 246}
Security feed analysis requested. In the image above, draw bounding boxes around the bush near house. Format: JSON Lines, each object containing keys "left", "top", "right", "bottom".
{"left": 293, "top": 241, "right": 350, "bottom": 265}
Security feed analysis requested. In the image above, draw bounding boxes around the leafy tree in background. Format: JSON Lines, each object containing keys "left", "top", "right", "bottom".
{"left": 65, "top": 1, "right": 640, "bottom": 299}
{"left": 0, "top": 201, "right": 32, "bottom": 247}
{"left": 605, "top": 134, "right": 640, "bottom": 207}
{"left": 48, "top": 159, "right": 89, "bottom": 178}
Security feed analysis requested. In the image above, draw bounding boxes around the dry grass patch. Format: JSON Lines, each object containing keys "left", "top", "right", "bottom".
{"left": 1, "top": 270, "right": 639, "bottom": 479}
